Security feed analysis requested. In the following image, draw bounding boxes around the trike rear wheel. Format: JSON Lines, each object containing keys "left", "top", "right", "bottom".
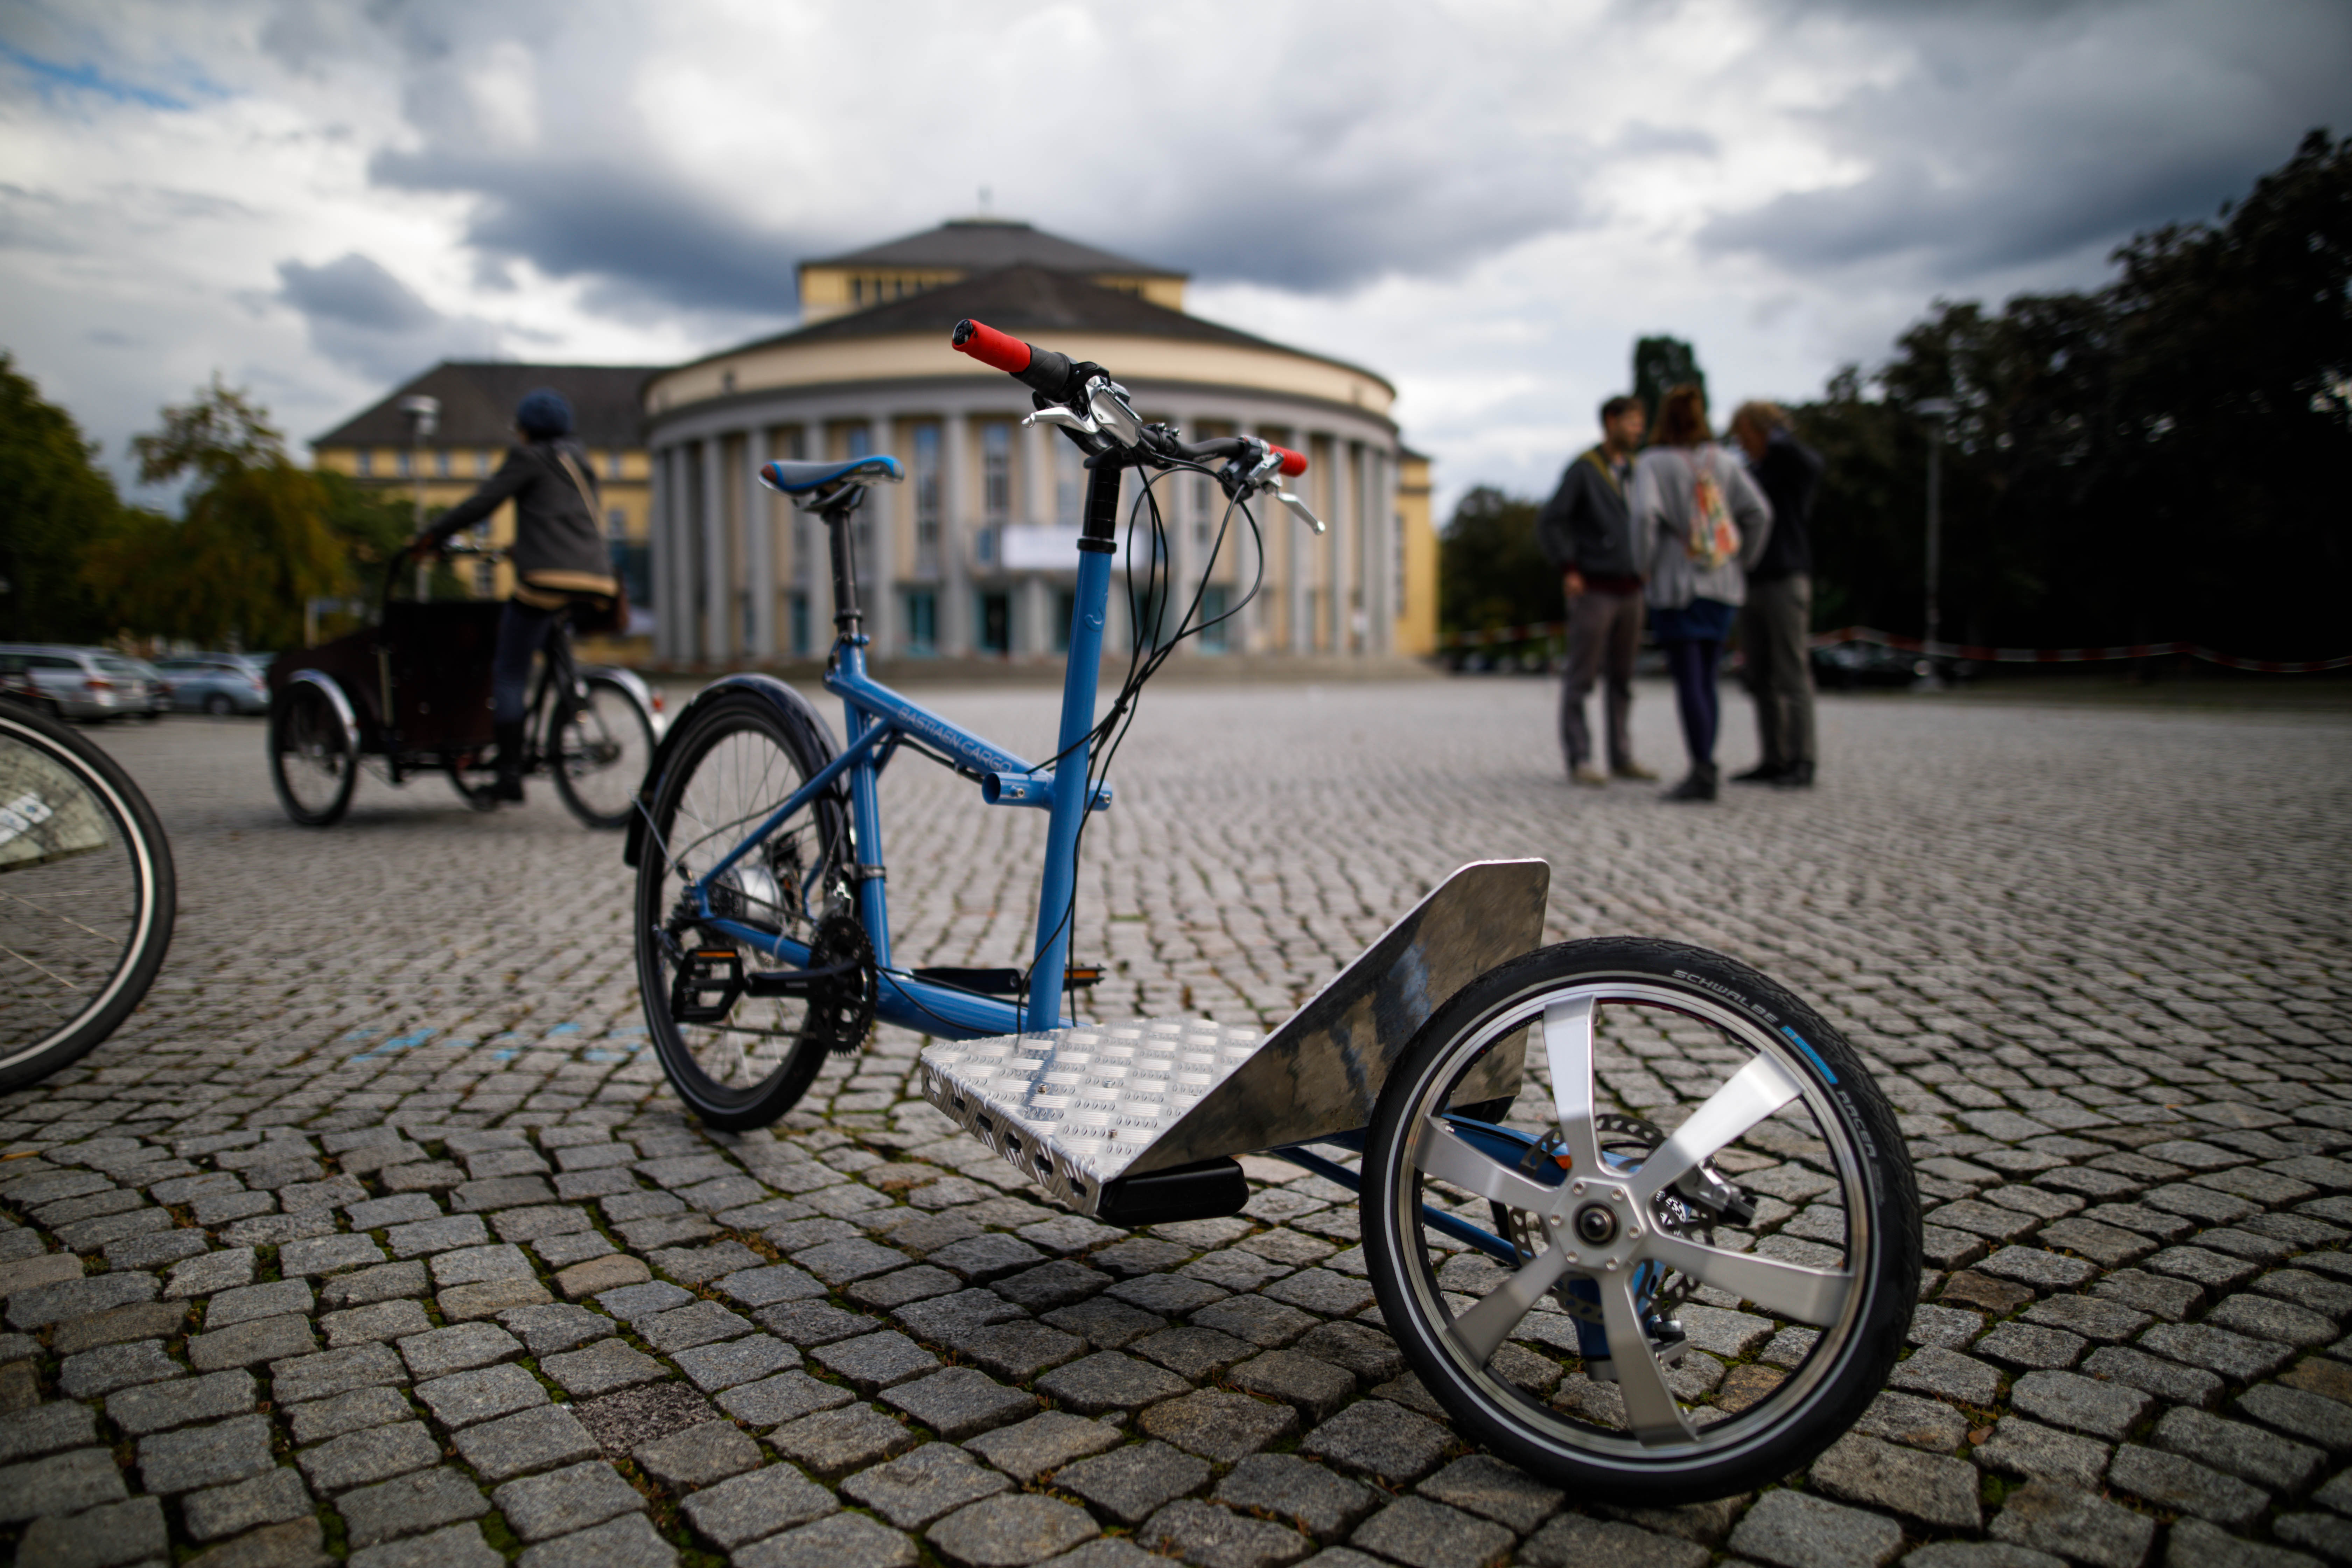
{"left": 633, "top": 694, "right": 861, "bottom": 1130}
{"left": 1360, "top": 937, "right": 1919, "bottom": 1504}
{"left": 552, "top": 673, "right": 657, "bottom": 830}
{"left": 269, "top": 682, "right": 358, "bottom": 827}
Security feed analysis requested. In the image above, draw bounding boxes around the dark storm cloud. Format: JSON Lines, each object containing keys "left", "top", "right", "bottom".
{"left": 1701, "top": 0, "right": 2352, "bottom": 280}
{"left": 275, "top": 252, "right": 498, "bottom": 381}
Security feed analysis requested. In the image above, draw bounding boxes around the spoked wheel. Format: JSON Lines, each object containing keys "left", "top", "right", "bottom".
{"left": 552, "top": 674, "right": 657, "bottom": 830}
{"left": 633, "top": 694, "right": 870, "bottom": 1130}
{"left": 268, "top": 681, "right": 358, "bottom": 827}
{"left": 1362, "top": 937, "right": 1919, "bottom": 1504}
{"left": 0, "top": 704, "right": 177, "bottom": 1091}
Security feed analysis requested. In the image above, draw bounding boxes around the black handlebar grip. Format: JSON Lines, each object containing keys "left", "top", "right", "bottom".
{"left": 952, "top": 319, "right": 1079, "bottom": 400}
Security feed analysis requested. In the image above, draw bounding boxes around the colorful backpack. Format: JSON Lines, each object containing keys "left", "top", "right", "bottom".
{"left": 1682, "top": 451, "right": 1741, "bottom": 570}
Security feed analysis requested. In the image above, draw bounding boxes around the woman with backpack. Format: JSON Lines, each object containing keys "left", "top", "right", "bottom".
{"left": 1630, "top": 384, "right": 1773, "bottom": 802}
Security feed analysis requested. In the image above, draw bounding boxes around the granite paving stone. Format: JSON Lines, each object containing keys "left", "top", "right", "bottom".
{"left": 542, "top": 1336, "right": 665, "bottom": 1396}
{"left": 632, "top": 1419, "right": 763, "bottom": 1489}
{"left": 573, "top": 1379, "right": 720, "bottom": 1455}
{"left": 1057, "top": 1439, "right": 1210, "bottom": 1526}
{"left": 1970, "top": 1416, "right": 2116, "bottom": 1490}
{"left": 2152, "top": 1406, "right": 2327, "bottom": 1491}
{"left": 493, "top": 1458, "right": 647, "bottom": 1542}
{"left": 673, "top": 1330, "right": 802, "bottom": 1392}
{"left": 413, "top": 1362, "right": 548, "bottom": 1426}
{"left": 179, "top": 1464, "right": 313, "bottom": 1542}
{"left": 678, "top": 1463, "right": 841, "bottom": 1549}
{"left": 267, "top": 1342, "right": 408, "bottom": 1405}
{"left": 930, "top": 1494, "right": 1101, "bottom": 1568}
{"left": 961, "top": 1409, "right": 1124, "bottom": 1481}
{"left": 513, "top": 1510, "right": 676, "bottom": 1568}
{"left": 294, "top": 1419, "right": 439, "bottom": 1493}
{"left": 770, "top": 1404, "right": 922, "bottom": 1477}
{"left": 0, "top": 1448, "right": 130, "bottom": 1522}
{"left": 449, "top": 1404, "right": 601, "bottom": 1483}
{"left": 285, "top": 1385, "right": 414, "bottom": 1445}
{"left": 883, "top": 1365, "right": 1038, "bottom": 1440}
{"left": 738, "top": 1511, "right": 916, "bottom": 1568}
{"left": 1726, "top": 1489, "right": 1904, "bottom": 1568}
{"left": 842, "top": 1442, "right": 1013, "bottom": 1528}
{"left": 57, "top": 1337, "right": 183, "bottom": 1399}
{"left": 718, "top": 1368, "right": 858, "bottom": 1429}
{"left": 138, "top": 1415, "right": 276, "bottom": 1493}
{"left": 108, "top": 1368, "right": 259, "bottom": 1434}
{"left": 1986, "top": 1480, "right": 2155, "bottom": 1568}
{"left": 2106, "top": 1443, "right": 2271, "bottom": 1527}
{"left": 397, "top": 1320, "right": 520, "bottom": 1378}
{"left": 1350, "top": 1496, "right": 1515, "bottom": 1568}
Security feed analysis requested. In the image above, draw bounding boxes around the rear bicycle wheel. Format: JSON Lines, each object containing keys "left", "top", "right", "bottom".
{"left": 1361, "top": 937, "right": 1918, "bottom": 1504}
{"left": 269, "top": 682, "right": 358, "bottom": 826}
{"left": 552, "top": 674, "right": 657, "bottom": 830}
{"left": 0, "top": 705, "right": 177, "bottom": 1091}
{"left": 633, "top": 694, "right": 866, "bottom": 1130}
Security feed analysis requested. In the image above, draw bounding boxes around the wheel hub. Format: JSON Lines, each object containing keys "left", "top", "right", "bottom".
{"left": 1574, "top": 1203, "right": 1619, "bottom": 1246}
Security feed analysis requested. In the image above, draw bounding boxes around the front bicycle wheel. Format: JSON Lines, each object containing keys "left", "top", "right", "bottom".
{"left": 269, "top": 682, "right": 358, "bottom": 827}
{"left": 0, "top": 705, "right": 177, "bottom": 1092}
{"left": 1361, "top": 937, "right": 1919, "bottom": 1504}
{"left": 634, "top": 694, "right": 866, "bottom": 1130}
{"left": 552, "top": 674, "right": 657, "bottom": 830}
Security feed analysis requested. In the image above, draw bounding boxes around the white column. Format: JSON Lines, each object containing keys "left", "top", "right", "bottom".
{"left": 862, "top": 415, "right": 896, "bottom": 656}
{"left": 1287, "top": 429, "right": 1310, "bottom": 654}
{"left": 1327, "top": 437, "right": 1351, "bottom": 655}
{"left": 648, "top": 446, "right": 672, "bottom": 662}
{"left": 1020, "top": 416, "right": 1052, "bottom": 656}
{"left": 700, "top": 439, "right": 727, "bottom": 663}
{"left": 748, "top": 429, "right": 776, "bottom": 662}
{"left": 1368, "top": 447, "right": 1394, "bottom": 654}
{"left": 943, "top": 412, "right": 972, "bottom": 657}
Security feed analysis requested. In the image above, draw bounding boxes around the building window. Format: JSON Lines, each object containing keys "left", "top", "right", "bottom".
{"left": 903, "top": 590, "right": 937, "bottom": 655}
{"left": 1052, "top": 589, "right": 1076, "bottom": 654}
{"left": 790, "top": 593, "right": 810, "bottom": 657}
{"left": 474, "top": 561, "right": 495, "bottom": 598}
{"left": 606, "top": 507, "right": 628, "bottom": 540}
{"left": 912, "top": 423, "right": 941, "bottom": 579}
{"left": 981, "top": 423, "right": 1011, "bottom": 530}
{"left": 1056, "top": 436, "right": 1085, "bottom": 528}
{"left": 1199, "top": 585, "right": 1230, "bottom": 652}
{"left": 977, "top": 590, "right": 1011, "bottom": 656}
{"left": 435, "top": 449, "right": 450, "bottom": 477}
{"left": 355, "top": 450, "right": 373, "bottom": 477}
{"left": 476, "top": 450, "right": 492, "bottom": 476}
{"left": 395, "top": 450, "right": 412, "bottom": 477}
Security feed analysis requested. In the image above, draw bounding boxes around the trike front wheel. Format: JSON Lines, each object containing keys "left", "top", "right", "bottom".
{"left": 552, "top": 673, "right": 657, "bottom": 830}
{"left": 1360, "top": 937, "right": 1919, "bottom": 1504}
{"left": 633, "top": 693, "right": 862, "bottom": 1130}
{"left": 268, "top": 681, "right": 358, "bottom": 827}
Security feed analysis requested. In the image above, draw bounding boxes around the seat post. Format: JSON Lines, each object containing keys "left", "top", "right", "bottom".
{"left": 825, "top": 494, "right": 863, "bottom": 640}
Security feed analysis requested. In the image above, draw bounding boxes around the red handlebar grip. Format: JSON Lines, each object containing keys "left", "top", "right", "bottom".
{"left": 1270, "top": 444, "right": 1308, "bottom": 477}
{"left": 952, "top": 319, "right": 1031, "bottom": 374}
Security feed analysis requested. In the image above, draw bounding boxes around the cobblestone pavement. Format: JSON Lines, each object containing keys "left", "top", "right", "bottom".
{"left": 2, "top": 681, "right": 2348, "bottom": 1568}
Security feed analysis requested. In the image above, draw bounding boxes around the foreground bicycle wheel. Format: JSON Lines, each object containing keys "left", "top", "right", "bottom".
{"left": 0, "top": 704, "right": 177, "bottom": 1092}
{"left": 633, "top": 693, "right": 867, "bottom": 1129}
{"left": 551, "top": 674, "right": 657, "bottom": 830}
{"left": 1362, "top": 937, "right": 1918, "bottom": 1503}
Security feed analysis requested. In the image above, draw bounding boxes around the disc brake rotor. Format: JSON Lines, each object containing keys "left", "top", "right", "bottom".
{"left": 1498, "top": 1113, "right": 1718, "bottom": 1326}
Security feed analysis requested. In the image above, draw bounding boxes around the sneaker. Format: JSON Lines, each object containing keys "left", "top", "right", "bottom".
{"left": 1571, "top": 764, "right": 1609, "bottom": 788}
{"left": 1611, "top": 761, "right": 1659, "bottom": 782}
{"left": 1730, "top": 763, "right": 1785, "bottom": 785}
{"left": 1662, "top": 765, "right": 1718, "bottom": 803}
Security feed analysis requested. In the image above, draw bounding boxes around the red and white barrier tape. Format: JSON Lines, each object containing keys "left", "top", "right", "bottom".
{"left": 1438, "top": 622, "right": 2350, "bottom": 674}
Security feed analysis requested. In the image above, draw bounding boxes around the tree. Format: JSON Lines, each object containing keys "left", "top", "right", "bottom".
{"left": 82, "top": 377, "right": 350, "bottom": 649}
{"left": 0, "top": 355, "right": 125, "bottom": 642}
{"left": 1438, "top": 486, "right": 1558, "bottom": 635}
{"left": 1632, "top": 336, "right": 1707, "bottom": 430}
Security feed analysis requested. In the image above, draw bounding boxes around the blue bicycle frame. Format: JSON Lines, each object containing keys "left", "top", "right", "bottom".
{"left": 681, "top": 451, "right": 1131, "bottom": 1042}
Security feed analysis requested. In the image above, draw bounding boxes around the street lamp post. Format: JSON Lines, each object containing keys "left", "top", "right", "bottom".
{"left": 399, "top": 395, "right": 440, "bottom": 602}
{"left": 1915, "top": 397, "right": 1953, "bottom": 690}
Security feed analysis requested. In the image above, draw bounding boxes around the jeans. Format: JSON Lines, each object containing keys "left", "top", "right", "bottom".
{"left": 1740, "top": 574, "right": 1816, "bottom": 769}
{"left": 1661, "top": 639, "right": 1723, "bottom": 767}
{"left": 491, "top": 600, "right": 575, "bottom": 730}
{"left": 1558, "top": 588, "right": 1643, "bottom": 770}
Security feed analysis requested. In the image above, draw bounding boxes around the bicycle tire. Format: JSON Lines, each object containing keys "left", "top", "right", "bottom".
{"left": 552, "top": 673, "right": 657, "bottom": 831}
{"left": 269, "top": 682, "right": 358, "bottom": 827}
{"left": 0, "top": 704, "right": 177, "bottom": 1092}
{"left": 1360, "top": 936, "right": 1918, "bottom": 1504}
{"left": 633, "top": 693, "right": 859, "bottom": 1130}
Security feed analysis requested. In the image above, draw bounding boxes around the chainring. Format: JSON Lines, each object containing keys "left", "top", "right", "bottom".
{"left": 1497, "top": 1113, "right": 1718, "bottom": 1326}
{"left": 801, "top": 911, "right": 878, "bottom": 1056}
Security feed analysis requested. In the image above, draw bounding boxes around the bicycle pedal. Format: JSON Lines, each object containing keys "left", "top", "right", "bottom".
{"left": 670, "top": 948, "right": 744, "bottom": 1023}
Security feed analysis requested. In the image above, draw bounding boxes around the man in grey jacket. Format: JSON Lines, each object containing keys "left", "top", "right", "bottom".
{"left": 1536, "top": 396, "right": 1657, "bottom": 786}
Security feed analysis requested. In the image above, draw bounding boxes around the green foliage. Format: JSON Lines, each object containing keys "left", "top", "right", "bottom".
{"left": 1438, "top": 485, "right": 1559, "bottom": 634}
{"left": 85, "top": 377, "right": 350, "bottom": 649}
{"left": 0, "top": 354, "right": 126, "bottom": 642}
{"left": 1633, "top": 336, "right": 1706, "bottom": 429}
{"left": 1795, "top": 129, "right": 2352, "bottom": 658}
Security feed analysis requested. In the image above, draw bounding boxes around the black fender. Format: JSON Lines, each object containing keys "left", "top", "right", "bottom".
{"left": 622, "top": 674, "right": 844, "bottom": 870}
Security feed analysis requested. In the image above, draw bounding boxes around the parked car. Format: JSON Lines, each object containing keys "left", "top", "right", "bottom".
{"left": 0, "top": 645, "right": 161, "bottom": 720}
{"left": 119, "top": 656, "right": 174, "bottom": 718}
{"left": 1811, "top": 640, "right": 1930, "bottom": 690}
{"left": 155, "top": 654, "right": 272, "bottom": 716}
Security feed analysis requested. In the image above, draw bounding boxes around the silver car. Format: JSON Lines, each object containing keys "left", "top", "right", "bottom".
{"left": 0, "top": 646, "right": 160, "bottom": 721}
{"left": 155, "top": 654, "right": 272, "bottom": 716}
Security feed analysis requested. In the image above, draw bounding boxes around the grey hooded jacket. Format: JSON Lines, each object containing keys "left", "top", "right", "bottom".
{"left": 1630, "top": 443, "right": 1774, "bottom": 610}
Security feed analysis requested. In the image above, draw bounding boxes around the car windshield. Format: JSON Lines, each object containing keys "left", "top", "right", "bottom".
{"left": 95, "top": 655, "right": 144, "bottom": 676}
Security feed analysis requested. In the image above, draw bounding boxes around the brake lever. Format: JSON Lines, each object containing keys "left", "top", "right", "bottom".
{"left": 1275, "top": 490, "right": 1326, "bottom": 534}
{"left": 1023, "top": 406, "right": 1099, "bottom": 437}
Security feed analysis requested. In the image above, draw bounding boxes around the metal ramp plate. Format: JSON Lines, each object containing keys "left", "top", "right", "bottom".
{"left": 917, "top": 859, "right": 1549, "bottom": 1216}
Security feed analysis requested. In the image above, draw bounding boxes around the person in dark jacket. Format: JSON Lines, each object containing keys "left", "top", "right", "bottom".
{"left": 1728, "top": 401, "right": 1825, "bottom": 788}
{"left": 1535, "top": 394, "right": 1656, "bottom": 786}
{"left": 408, "top": 388, "right": 617, "bottom": 803}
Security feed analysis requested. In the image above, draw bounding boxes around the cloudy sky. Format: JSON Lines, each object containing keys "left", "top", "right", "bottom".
{"left": 3, "top": 0, "right": 2346, "bottom": 512}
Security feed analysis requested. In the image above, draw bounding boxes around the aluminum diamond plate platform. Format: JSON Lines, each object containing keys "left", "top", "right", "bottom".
{"left": 917, "top": 859, "right": 1550, "bottom": 1215}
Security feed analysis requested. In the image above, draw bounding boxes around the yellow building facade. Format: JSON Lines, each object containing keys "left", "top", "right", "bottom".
{"left": 310, "top": 363, "right": 660, "bottom": 648}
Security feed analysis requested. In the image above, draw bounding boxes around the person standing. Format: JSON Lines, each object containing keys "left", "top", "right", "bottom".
{"left": 1535, "top": 396, "right": 1657, "bottom": 786}
{"left": 1729, "top": 402, "right": 1825, "bottom": 787}
{"left": 1631, "top": 384, "right": 1772, "bottom": 803}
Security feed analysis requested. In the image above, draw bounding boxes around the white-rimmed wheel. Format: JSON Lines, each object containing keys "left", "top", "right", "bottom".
{"left": 1361, "top": 937, "right": 1918, "bottom": 1503}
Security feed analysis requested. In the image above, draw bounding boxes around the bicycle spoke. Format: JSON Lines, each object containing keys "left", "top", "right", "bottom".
{"left": 1446, "top": 1239, "right": 1573, "bottom": 1366}
{"left": 1542, "top": 996, "right": 1605, "bottom": 1175}
{"left": 1636, "top": 1053, "right": 1804, "bottom": 1195}
{"left": 1415, "top": 1119, "right": 1561, "bottom": 1213}
{"left": 1596, "top": 1268, "right": 1696, "bottom": 1444}
{"left": 1645, "top": 1231, "right": 1851, "bottom": 1326}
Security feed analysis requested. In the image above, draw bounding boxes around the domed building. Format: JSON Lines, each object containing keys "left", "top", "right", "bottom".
{"left": 642, "top": 219, "right": 1434, "bottom": 665}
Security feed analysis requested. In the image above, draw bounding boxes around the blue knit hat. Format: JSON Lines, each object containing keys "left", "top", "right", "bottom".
{"left": 515, "top": 388, "right": 573, "bottom": 439}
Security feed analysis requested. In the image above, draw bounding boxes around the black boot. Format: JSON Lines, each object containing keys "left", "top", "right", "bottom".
{"left": 491, "top": 721, "right": 526, "bottom": 803}
{"left": 1664, "top": 762, "right": 1718, "bottom": 802}
{"left": 1773, "top": 760, "right": 1816, "bottom": 788}
{"left": 1730, "top": 762, "right": 1785, "bottom": 784}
